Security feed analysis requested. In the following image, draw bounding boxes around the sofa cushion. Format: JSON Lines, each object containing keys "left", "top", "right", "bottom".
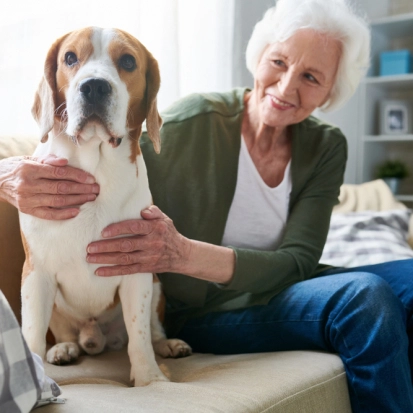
{"left": 0, "top": 136, "right": 38, "bottom": 160}
{"left": 41, "top": 349, "right": 351, "bottom": 413}
{"left": 334, "top": 179, "right": 406, "bottom": 213}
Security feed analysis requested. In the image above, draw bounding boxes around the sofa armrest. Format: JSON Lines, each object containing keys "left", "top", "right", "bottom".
{"left": 0, "top": 136, "right": 39, "bottom": 321}
{"left": 0, "top": 201, "right": 25, "bottom": 322}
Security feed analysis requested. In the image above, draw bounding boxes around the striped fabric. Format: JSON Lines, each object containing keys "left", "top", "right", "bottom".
{"left": 0, "top": 291, "right": 63, "bottom": 412}
{"left": 0, "top": 290, "right": 40, "bottom": 412}
{"left": 321, "top": 209, "right": 413, "bottom": 268}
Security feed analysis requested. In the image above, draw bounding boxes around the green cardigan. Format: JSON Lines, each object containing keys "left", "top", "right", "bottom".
{"left": 140, "top": 87, "right": 347, "bottom": 335}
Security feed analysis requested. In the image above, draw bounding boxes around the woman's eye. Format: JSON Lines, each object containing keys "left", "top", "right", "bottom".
{"left": 65, "top": 52, "right": 78, "bottom": 67}
{"left": 119, "top": 54, "right": 137, "bottom": 72}
{"left": 273, "top": 60, "right": 284, "bottom": 66}
{"left": 305, "top": 73, "right": 318, "bottom": 83}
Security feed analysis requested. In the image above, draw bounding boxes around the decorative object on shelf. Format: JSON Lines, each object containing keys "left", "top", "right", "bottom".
{"left": 376, "top": 159, "right": 409, "bottom": 194}
{"left": 380, "top": 100, "right": 412, "bottom": 135}
{"left": 379, "top": 49, "right": 411, "bottom": 76}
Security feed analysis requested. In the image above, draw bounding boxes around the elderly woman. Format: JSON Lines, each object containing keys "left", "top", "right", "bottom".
{"left": 1, "top": 0, "right": 413, "bottom": 411}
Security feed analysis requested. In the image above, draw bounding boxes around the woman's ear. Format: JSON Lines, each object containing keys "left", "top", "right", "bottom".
{"left": 145, "top": 54, "right": 162, "bottom": 154}
{"left": 31, "top": 33, "right": 69, "bottom": 143}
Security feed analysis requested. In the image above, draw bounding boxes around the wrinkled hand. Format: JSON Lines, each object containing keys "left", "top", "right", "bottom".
{"left": 86, "top": 206, "right": 191, "bottom": 277}
{"left": 0, "top": 154, "right": 99, "bottom": 219}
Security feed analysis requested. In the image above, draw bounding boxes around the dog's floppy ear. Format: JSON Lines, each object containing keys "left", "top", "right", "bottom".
{"left": 32, "top": 34, "right": 69, "bottom": 143}
{"left": 145, "top": 54, "right": 162, "bottom": 154}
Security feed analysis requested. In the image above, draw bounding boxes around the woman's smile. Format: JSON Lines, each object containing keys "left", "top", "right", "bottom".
{"left": 267, "top": 94, "right": 295, "bottom": 110}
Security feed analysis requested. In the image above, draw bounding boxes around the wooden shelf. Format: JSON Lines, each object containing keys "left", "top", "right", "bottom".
{"left": 363, "top": 135, "right": 413, "bottom": 142}
{"left": 371, "top": 12, "right": 413, "bottom": 36}
{"left": 371, "top": 12, "right": 413, "bottom": 24}
{"left": 365, "top": 73, "right": 413, "bottom": 85}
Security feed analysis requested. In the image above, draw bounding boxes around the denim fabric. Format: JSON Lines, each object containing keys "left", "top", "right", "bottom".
{"left": 177, "top": 259, "right": 413, "bottom": 412}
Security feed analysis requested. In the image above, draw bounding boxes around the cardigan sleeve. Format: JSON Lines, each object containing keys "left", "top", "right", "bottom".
{"left": 221, "top": 132, "right": 347, "bottom": 295}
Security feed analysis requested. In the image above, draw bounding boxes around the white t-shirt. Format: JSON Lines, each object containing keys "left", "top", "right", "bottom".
{"left": 221, "top": 136, "right": 291, "bottom": 251}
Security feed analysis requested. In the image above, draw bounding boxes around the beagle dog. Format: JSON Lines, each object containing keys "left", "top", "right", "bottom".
{"left": 19, "top": 27, "right": 191, "bottom": 387}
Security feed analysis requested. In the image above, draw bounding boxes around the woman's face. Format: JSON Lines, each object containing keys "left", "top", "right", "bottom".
{"left": 252, "top": 29, "right": 341, "bottom": 128}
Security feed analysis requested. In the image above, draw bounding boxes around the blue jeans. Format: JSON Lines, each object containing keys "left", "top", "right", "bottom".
{"left": 176, "top": 259, "right": 413, "bottom": 412}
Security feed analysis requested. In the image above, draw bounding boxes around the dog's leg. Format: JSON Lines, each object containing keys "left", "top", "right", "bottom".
{"left": 119, "top": 273, "right": 168, "bottom": 386}
{"left": 151, "top": 282, "right": 192, "bottom": 358}
{"left": 21, "top": 269, "right": 57, "bottom": 359}
{"left": 46, "top": 308, "right": 82, "bottom": 365}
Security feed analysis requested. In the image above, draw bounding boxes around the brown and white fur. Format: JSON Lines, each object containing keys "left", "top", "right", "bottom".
{"left": 19, "top": 27, "right": 191, "bottom": 387}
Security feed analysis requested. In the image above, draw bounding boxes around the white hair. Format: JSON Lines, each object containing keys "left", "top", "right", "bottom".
{"left": 246, "top": 0, "right": 371, "bottom": 112}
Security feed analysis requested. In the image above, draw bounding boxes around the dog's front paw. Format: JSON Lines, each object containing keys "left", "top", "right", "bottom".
{"left": 153, "top": 338, "right": 192, "bottom": 358}
{"left": 46, "top": 342, "right": 80, "bottom": 365}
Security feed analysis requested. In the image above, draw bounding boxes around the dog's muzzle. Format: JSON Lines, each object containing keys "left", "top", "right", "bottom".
{"left": 74, "top": 77, "right": 123, "bottom": 147}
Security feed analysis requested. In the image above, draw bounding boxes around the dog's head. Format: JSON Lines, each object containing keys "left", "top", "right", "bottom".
{"left": 32, "top": 27, "right": 161, "bottom": 156}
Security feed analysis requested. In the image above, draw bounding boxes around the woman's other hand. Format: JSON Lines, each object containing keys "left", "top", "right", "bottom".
{"left": 0, "top": 155, "right": 99, "bottom": 220}
{"left": 86, "top": 205, "right": 191, "bottom": 277}
{"left": 87, "top": 205, "right": 235, "bottom": 284}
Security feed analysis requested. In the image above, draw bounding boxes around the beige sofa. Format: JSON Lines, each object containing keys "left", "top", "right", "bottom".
{"left": 0, "top": 135, "right": 359, "bottom": 413}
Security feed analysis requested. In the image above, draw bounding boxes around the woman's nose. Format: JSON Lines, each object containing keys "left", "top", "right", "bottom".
{"left": 278, "top": 71, "right": 298, "bottom": 96}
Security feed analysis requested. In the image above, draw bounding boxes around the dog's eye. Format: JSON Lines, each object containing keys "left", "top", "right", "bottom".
{"left": 119, "top": 54, "right": 136, "bottom": 72}
{"left": 65, "top": 52, "right": 78, "bottom": 67}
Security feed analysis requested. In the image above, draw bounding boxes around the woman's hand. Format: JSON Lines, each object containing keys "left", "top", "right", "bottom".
{"left": 87, "top": 205, "right": 235, "bottom": 284}
{"left": 0, "top": 155, "right": 99, "bottom": 220}
{"left": 86, "top": 206, "right": 191, "bottom": 277}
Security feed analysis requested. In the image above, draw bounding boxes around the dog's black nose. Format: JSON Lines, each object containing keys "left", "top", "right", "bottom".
{"left": 79, "top": 78, "right": 112, "bottom": 104}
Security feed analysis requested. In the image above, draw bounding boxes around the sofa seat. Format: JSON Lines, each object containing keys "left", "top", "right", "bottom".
{"left": 41, "top": 349, "right": 350, "bottom": 412}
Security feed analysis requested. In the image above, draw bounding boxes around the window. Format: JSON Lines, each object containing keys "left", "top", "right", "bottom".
{"left": 0, "top": 0, "right": 234, "bottom": 135}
